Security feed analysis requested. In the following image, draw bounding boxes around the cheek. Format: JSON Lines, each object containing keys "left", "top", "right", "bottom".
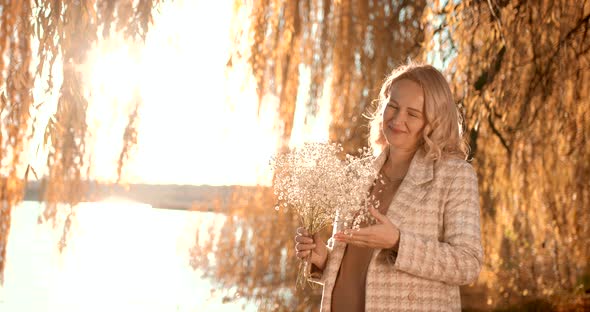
{"left": 382, "top": 109, "right": 392, "bottom": 121}
{"left": 381, "top": 114, "right": 391, "bottom": 131}
{"left": 410, "top": 121, "right": 426, "bottom": 137}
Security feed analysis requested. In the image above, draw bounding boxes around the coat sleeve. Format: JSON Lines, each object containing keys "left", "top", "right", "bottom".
{"left": 391, "top": 162, "right": 484, "bottom": 285}
{"left": 308, "top": 264, "right": 326, "bottom": 285}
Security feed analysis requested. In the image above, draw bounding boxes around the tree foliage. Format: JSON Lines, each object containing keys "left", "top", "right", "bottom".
{"left": 1, "top": 0, "right": 588, "bottom": 310}
{"left": 236, "top": 0, "right": 426, "bottom": 153}
{"left": 195, "top": 0, "right": 590, "bottom": 310}
{"left": 0, "top": 0, "right": 159, "bottom": 281}
{"left": 192, "top": 0, "right": 428, "bottom": 309}
{"left": 189, "top": 186, "right": 320, "bottom": 311}
{"left": 424, "top": 0, "right": 590, "bottom": 305}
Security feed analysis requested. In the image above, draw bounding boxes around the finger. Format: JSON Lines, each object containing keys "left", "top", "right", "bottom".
{"left": 296, "top": 227, "right": 309, "bottom": 236}
{"left": 335, "top": 230, "right": 375, "bottom": 243}
{"left": 341, "top": 227, "right": 372, "bottom": 237}
{"left": 335, "top": 234, "right": 372, "bottom": 248}
{"left": 349, "top": 234, "right": 376, "bottom": 247}
{"left": 334, "top": 232, "right": 359, "bottom": 242}
{"left": 369, "top": 206, "right": 389, "bottom": 224}
{"left": 295, "top": 242, "right": 317, "bottom": 251}
{"left": 333, "top": 230, "right": 357, "bottom": 240}
{"left": 296, "top": 250, "right": 311, "bottom": 259}
{"left": 348, "top": 240, "right": 370, "bottom": 248}
{"left": 295, "top": 235, "right": 314, "bottom": 244}
{"left": 335, "top": 227, "right": 361, "bottom": 236}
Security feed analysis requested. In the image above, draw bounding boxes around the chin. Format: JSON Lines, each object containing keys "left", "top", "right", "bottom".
{"left": 384, "top": 132, "right": 401, "bottom": 142}
{"left": 385, "top": 139, "right": 416, "bottom": 151}
{"left": 385, "top": 138, "right": 404, "bottom": 148}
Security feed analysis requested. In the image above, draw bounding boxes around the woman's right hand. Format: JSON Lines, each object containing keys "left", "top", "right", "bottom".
{"left": 295, "top": 227, "right": 328, "bottom": 271}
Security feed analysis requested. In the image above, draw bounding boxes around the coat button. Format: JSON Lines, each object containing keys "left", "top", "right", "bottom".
{"left": 407, "top": 292, "right": 416, "bottom": 301}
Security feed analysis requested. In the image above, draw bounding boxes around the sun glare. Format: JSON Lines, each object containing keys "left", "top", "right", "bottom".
{"left": 82, "top": 0, "right": 287, "bottom": 186}
{"left": 82, "top": 0, "right": 332, "bottom": 187}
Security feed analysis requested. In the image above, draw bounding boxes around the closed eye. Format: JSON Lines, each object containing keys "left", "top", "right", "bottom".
{"left": 408, "top": 109, "right": 423, "bottom": 118}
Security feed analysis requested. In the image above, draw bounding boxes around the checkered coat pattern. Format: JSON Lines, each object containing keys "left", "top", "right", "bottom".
{"left": 310, "top": 148, "right": 483, "bottom": 311}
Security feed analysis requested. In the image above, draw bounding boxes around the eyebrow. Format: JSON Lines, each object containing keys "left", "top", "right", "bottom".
{"left": 388, "top": 99, "right": 423, "bottom": 114}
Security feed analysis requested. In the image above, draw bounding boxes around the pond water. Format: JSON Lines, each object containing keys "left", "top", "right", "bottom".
{"left": 0, "top": 200, "right": 256, "bottom": 311}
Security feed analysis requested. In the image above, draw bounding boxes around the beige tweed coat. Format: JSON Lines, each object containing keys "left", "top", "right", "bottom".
{"left": 310, "top": 148, "right": 483, "bottom": 311}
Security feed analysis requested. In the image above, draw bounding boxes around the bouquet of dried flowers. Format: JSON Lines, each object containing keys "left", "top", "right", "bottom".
{"left": 335, "top": 151, "right": 381, "bottom": 230}
{"left": 270, "top": 142, "right": 379, "bottom": 288}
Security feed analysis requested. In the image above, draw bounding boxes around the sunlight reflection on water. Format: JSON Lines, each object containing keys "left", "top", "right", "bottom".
{"left": 0, "top": 201, "right": 256, "bottom": 311}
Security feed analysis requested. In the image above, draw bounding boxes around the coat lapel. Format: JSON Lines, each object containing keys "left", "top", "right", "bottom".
{"left": 324, "top": 148, "right": 436, "bottom": 311}
{"left": 373, "top": 148, "right": 434, "bottom": 225}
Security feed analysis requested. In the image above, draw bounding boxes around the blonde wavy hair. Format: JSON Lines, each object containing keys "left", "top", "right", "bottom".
{"left": 368, "top": 62, "right": 468, "bottom": 160}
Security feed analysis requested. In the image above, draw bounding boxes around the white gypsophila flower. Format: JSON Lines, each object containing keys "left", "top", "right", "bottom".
{"left": 270, "top": 142, "right": 380, "bottom": 289}
{"left": 334, "top": 147, "right": 380, "bottom": 230}
{"left": 270, "top": 143, "right": 379, "bottom": 235}
{"left": 271, "top": 142, "right": 343, "bottom": 234}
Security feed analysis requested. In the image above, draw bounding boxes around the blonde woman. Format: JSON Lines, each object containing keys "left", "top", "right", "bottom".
{"left": 294, "top": 63, "right": 483, "bottom": 311}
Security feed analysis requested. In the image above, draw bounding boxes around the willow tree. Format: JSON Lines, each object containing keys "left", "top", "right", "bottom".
{"left": 0, "top": 0, "right": 159, "bottom": 282}
{"left": 191, "top": 0, "right": 427, "bottom": 310}
{"left": 195, "top": 0, "right": 590, "bottom": 310}
{"left": 237, "top": 0, "right": 426, "bottom": 153}
{"left": 423, "top": 0, "right": 590, "bottom": 307}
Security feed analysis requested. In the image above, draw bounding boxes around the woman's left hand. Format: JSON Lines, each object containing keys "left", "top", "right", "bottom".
{"left": 333, "top": 206, "right": 400, "bottom": 250}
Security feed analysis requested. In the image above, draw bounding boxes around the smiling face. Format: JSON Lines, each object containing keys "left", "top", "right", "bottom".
{"left": 382, "top": 79, "right": 426, "bottom": 152}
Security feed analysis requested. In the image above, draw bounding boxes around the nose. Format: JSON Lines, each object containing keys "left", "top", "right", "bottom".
{"left": 392, "top": 110, "right": 407, "bottom": 124}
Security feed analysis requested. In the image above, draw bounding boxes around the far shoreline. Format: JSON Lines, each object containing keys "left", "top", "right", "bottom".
{"left": 22, "top": 180, "right": 273, "bottom": 212}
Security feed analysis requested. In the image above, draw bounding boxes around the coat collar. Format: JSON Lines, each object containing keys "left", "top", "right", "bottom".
{"left": 373, "top": 145, "right": 434, "bottom": 185}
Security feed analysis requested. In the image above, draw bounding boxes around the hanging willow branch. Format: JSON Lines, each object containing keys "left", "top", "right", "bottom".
{"left": 232, "top": 0, "right": 426, "bottom": 154}
{"left": 0, "top": 0, "right": 160, "bottom": 282}
{"left": 424, "top": 0, "right": 590, "bottom": 305}
{"left": 204, "top": 0, "right": 590, "bottom": 309}
{"left": 0, "top": 0, "right": 36, "bottom": 283}
{"left": 191, "top": 0, "right": 427, "bottom": 309}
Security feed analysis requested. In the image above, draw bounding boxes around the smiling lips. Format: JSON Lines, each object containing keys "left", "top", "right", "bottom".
{"left": 388, "top": 124, "right": 406, "bottom": 134}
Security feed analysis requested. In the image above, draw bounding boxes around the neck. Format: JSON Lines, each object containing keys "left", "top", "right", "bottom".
{"left": 383, "top": 146, "right": 417, "bottom": 179}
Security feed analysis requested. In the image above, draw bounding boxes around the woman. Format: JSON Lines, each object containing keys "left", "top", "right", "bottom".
{"left": 294, "top": 63, "right": 483, "bottom": 311}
